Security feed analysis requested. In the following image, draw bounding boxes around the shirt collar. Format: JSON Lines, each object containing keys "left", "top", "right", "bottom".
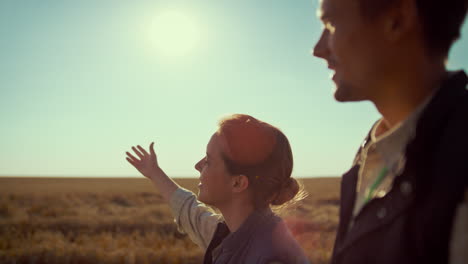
{"left": 353, "top": 70, "right": 467, "bottom": 170}
{"left": 369, "top": 84, "right": 438, "bottom": 173}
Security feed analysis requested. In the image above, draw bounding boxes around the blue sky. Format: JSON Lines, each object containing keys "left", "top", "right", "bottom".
{"left": 1, "top": 0, "right": 467, "bottom": 177}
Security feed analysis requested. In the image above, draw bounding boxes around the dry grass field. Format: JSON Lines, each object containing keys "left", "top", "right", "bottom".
{"left": 0, "top": 177, "right": 340, "bottom": 264}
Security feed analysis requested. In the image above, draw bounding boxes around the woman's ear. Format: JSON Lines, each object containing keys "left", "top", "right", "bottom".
{"left": 232, "top": 174, "right": 249, "bottom": 193}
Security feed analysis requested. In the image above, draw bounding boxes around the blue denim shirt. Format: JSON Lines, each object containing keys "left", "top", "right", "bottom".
{"left": 204, "top": 208, "right": 310, "bottom": 264}
{"left": 169, "top": 188, "right": 310, "bottom": 264}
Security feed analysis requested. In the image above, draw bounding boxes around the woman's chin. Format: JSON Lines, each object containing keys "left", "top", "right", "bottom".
{"left": 198, "top": 194, "right": 207, "bottom": 204}
{"left": 197, "top": 188, "right": 204, "bottom": 200}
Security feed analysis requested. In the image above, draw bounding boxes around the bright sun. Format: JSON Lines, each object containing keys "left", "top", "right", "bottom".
{"left": 149, "top": 10, "right": 200, "bottom": 57}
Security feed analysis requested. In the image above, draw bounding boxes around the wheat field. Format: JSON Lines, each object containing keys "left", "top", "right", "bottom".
{"left": 0, "top": 177, "right": 340, "bottom": 264}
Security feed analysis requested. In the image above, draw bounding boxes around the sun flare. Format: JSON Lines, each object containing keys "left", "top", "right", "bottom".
{"left": 149, "top": 10, "right": 200, "bottom": 57}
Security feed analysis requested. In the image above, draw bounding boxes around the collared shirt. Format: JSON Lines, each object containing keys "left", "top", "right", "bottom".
{"left": 352, "top": 90, "right": 433, "bottom": 218}
{"left": 169, "top": 187, "right": 310, "bottom": 264}
{"left": 351, "top": 71, "right": 468, "bottom": 263}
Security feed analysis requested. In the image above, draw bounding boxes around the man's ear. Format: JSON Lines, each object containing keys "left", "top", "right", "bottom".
{"left": 383, "top": 0, "right": 419, "bottom": 42}
{"left": 232, "top": 174, "right": 249, "bottom": 193}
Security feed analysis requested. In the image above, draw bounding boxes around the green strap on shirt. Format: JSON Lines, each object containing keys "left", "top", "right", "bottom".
{"left": 364, "top": 167, "right": 389, "bottom": 205}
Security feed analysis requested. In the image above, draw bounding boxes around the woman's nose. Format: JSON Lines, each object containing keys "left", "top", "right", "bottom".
{"left": 195, "top": 159, "right": 202, "bottom": 172}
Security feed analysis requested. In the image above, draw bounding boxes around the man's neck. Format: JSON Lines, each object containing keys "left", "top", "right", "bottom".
{"left": 218, "top": 200, "right": 255, "bottom": 233}
{"left": 373, "top": 59, "right": 447, "bottom": 135}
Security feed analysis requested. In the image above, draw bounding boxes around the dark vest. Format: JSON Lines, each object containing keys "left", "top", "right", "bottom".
{"left": 331, "top": 71, "right": 468, "bottom": 264}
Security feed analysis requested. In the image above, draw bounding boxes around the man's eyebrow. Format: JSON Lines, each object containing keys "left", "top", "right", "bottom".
{"left": 317, "top": 10, "right": 331, "bottom": 21}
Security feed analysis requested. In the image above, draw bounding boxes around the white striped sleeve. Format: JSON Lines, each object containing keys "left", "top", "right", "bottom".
{"left": 168, "top": 187, "right": 221, "bottom": 250}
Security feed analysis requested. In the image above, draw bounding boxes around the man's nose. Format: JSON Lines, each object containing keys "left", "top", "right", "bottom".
{"left": 313, "top": 31, "right": 329, "bottom": 59}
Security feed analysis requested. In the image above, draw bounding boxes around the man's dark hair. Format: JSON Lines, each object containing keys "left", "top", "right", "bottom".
{"left": 359, "top": 0, "right": 468, "bottom": 56}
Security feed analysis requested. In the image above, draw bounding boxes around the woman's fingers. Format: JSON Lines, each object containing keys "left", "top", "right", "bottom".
{"left": 126, "top": 157, "right": 136, "bottom": 166}
{"left": 150, "top": 142, "right": 156, "bottom": 156}
{"left": 132, "top": 146, "right": 144, "bottom": 159}
{"left": 137, "top": 145, "right": 150, "bottom": 156}
{"left": 126, "top": 151, "right": 139, "bottom": 163}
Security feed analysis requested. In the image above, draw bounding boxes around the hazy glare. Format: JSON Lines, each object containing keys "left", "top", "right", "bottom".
{"left": 1, "top": 0, "right": 467, "bottom": 178}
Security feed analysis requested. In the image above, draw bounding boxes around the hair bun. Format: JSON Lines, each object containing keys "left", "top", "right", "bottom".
{"left": 271, "top": 178, "right": 300, "bottom": 206}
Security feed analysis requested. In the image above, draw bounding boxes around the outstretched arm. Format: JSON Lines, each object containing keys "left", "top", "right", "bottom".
{"left": 126, "top": 142, "right": 179, "bottom": 202}
{"left": 125, "top": 142, "right": 219, "bottom": 249}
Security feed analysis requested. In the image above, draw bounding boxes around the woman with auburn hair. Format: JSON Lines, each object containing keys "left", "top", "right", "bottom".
{"left": 125, "top": 114, "right": 309, "bottom": 264}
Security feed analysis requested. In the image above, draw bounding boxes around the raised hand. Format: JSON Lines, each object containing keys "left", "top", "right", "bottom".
{"left": 126, "top": 142, "right": 160, "bottom": 179}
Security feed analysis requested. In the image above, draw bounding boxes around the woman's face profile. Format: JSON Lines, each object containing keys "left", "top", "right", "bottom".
{"left": 195, "top": 133, "right": 233, "bottom": 207}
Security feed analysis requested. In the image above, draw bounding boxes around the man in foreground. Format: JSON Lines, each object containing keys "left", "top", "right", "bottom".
{"left": 312, "top": 0, "right": 468, "bottom": 263}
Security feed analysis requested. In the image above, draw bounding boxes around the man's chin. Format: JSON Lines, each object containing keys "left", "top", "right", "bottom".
{"left": 333, "top": 85, "right": 366, "bottom": 102}
{"left": 334, "top": 94, "right": 361, "bottom": 102}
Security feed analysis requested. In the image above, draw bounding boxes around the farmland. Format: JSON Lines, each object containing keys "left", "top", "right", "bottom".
{"left": 0, "top": 177, "right": 340, "bottom": 264}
